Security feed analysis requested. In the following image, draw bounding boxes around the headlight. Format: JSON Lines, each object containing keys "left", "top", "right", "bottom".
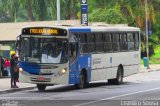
{"left": 19, "top": 68, "right": 23, "bottom": 72}
{"left": 19, "top": 68, "right": 30, "bottom": 75}
{"left": 58, "top": 68, "right": 67, "bottom": 75}
{"left": 62, "top": 69, "right": 66, "bottom": 73}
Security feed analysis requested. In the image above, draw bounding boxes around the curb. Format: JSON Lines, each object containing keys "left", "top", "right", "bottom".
{"left": 0, "top": 86, "right": 36, "bottom": 95}
{"left": 140, "top": 69, "right": 160, "bottom": 73}
{"left": 0, "top": 77, "right": 10, "bottom": 79}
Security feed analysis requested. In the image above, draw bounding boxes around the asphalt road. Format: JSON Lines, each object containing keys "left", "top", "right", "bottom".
{"left": 0, "top": 71, "right": 160, "bottom": 106}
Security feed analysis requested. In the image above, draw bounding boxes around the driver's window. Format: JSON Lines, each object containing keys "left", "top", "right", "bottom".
{"left": 21, "top": 38, "right": 30, "bottom": 56}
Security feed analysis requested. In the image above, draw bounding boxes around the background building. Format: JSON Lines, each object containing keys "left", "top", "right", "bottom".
{"left": 0, "top": 20, "right": 79, "bottom": 58}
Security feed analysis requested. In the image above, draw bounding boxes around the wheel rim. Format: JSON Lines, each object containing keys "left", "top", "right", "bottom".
{"left": 118, "top": 69, "right": 123, "bottom": 83}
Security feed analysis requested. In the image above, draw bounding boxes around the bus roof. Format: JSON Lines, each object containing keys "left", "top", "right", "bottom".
{"left": 67, "top": 26, "right": 140, "bottom": 33}
{"left": 21, "top": 25, "right": 140, "bottom": 34}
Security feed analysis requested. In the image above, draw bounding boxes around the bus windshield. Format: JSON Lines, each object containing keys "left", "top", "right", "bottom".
{"left": 19, "top": 37, "right": 68, "bottom": 64}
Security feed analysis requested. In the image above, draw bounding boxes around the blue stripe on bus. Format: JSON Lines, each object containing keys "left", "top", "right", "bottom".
{"left": 69, "top": 28, "right": 91, "bottom": 32}
{"left": 18, "top": 62, "right": 40, "bottom": 74}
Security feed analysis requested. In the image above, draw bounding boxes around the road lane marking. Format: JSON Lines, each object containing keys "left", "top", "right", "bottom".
{"left": 73, "top": 87, "right": 160, "bottom": 106}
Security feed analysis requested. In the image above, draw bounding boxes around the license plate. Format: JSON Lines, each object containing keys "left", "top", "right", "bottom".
{"left": 36, "top": 77, "right": 45, "bottom": 81}
{"left": 41, "top": 70, "right": 52, "bottom": 74}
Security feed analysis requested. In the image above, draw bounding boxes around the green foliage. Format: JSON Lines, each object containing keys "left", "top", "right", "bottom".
{"left": 0, "top": 0, "right": 159, "bottom": 27}
{"left": 89, "top": 7, "right": 127, "bottom": 24}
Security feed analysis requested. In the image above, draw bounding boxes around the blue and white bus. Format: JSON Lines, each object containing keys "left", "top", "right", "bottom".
{"left": 16, "top": 26, "right": 140, "bottom": 91}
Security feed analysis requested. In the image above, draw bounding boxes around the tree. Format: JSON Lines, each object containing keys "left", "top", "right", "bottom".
{"left": 0, "top": 0, "right": 21, "bottom": 22}
{"left": 89, "top": 5, "right": 126, "bottom": 24}
{"left": 61, "top": 0, "right": 79, "bottom": 20}
{"left": 47, "top": 0, "right": 57, "bottom": 20}
{"left": 19, "top": 0, "right": 48, "bottom": 21}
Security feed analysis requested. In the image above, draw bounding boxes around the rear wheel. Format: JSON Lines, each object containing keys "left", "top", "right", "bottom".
{"left": 37, "top": 84, "right": 46, "bottom": 91}
{"left": 115, "top": 67, "right": 123, "bottom": 85}
{"left": 108, "top": 67, "right": 123, "bottom": 85}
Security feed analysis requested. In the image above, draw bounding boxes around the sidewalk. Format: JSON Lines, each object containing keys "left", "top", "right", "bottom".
{"left": 140, "top": 64, "right": 160, "bottom": 73}
{"left": 0, "top": 64, "right": 160, "bottom": 94}
{"left": 0, "top": 78, "right": 36, "bottom": 94}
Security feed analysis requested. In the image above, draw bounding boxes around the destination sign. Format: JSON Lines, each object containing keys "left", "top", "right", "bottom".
{"left": 22, "top": 27, "right": 67, "bottom": 36}
{"left": 30, "top": 29, "right": 58, "bottom": 34}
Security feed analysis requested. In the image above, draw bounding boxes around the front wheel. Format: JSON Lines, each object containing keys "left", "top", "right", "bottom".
{"left": 75, "top": 71, "right": 88, "bottom": 89}
{"left": 37, "top": 84, "right": 46, "bottom": 91}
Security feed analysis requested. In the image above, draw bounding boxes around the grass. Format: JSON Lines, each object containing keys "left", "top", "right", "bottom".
{"left": 141, "top": 56, "right": 160, "bottom": 65}
{"left": 149, "top": 57, "right": 160, "bottom": 64}
{"left": 141, "top": 58, "right": 160, "bottom": 65}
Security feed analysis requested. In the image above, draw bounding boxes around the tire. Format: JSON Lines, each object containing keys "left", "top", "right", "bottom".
{"left": 37, "top": 84, "right": 46, "bottom": 91}
{"left": 115, "top": 67, "right": 123, "bottom": 85}
{"left": 108, "top": 67, "right": 123, "bottom": 85}
{"left": 77, "top": 71, "right": 88, "bottom": 89}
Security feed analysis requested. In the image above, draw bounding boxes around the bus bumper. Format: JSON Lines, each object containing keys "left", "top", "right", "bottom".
{"left": 19, "top": 71, "right": 69, "bottom": 85}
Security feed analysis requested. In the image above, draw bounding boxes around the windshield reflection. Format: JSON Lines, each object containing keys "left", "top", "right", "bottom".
{"left": 19, "top": 37, "right": 68, "bottom": 64}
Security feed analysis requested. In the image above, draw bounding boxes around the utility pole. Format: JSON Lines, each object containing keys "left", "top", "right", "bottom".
{"left": 145, "top": 0, "right": 149, "bottom": 69}
{"left": 57, "top": 0, "right": 60, "bottom": 25}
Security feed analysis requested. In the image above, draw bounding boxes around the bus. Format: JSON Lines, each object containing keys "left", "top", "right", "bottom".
{"left": 16, "top": 26, "right": 140, "bottom": 91}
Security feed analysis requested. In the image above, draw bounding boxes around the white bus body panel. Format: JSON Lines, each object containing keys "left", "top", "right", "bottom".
{"left": 91, "top": 51, "right": 140, "bottom": 81}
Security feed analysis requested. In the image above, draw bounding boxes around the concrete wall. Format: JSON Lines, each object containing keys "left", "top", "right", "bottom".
{"left": 0, "top": 20, "right": 80, "bottom": 41}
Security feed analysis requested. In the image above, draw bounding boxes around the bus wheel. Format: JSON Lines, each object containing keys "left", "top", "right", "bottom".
{"left": 37, "top": 84, "right": 46, "bottom": 91}
{"left": 115, "top": 67, "right": 123, "bottom": 85}
{"left": 78, "top": 71, "right": 87, "bottom": 89}
{"left": 108, "top": 67, "right": 123, "bottom": 85}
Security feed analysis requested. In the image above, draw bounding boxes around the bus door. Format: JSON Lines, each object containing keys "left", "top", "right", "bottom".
{"left": 69, "top": 34, "right": 79, "bottom": 83}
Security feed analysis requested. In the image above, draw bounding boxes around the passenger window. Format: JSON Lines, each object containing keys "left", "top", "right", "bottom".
{"left": 112, "top": 33, "right": 120, "bottom": 52}
{"left": 103, "top": 33, "right": 112, "bottom": 52}
{"left": 87, "top": 33, "right": 96, "bottom": 53}
{"left": 120, "top": 33, "right": 128, "bottom": 51}
{"left": 80, "top": 34, "right": 87, "bottom": 43}
{"left": 127, "top": 33, "right": 135, "bottom": 50}
{"left": 134, "top": 33, "right": 139, "bottom": 50}
{"left": 95, "top": 33, "right": 103, "bottom": 52}
{"left": 80, "top": 33, "right": 88, "bottom": 53}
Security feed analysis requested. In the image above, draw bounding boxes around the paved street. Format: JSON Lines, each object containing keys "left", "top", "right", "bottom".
{"left": 0, "top": 71, "right": 160, "bottom": 106}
